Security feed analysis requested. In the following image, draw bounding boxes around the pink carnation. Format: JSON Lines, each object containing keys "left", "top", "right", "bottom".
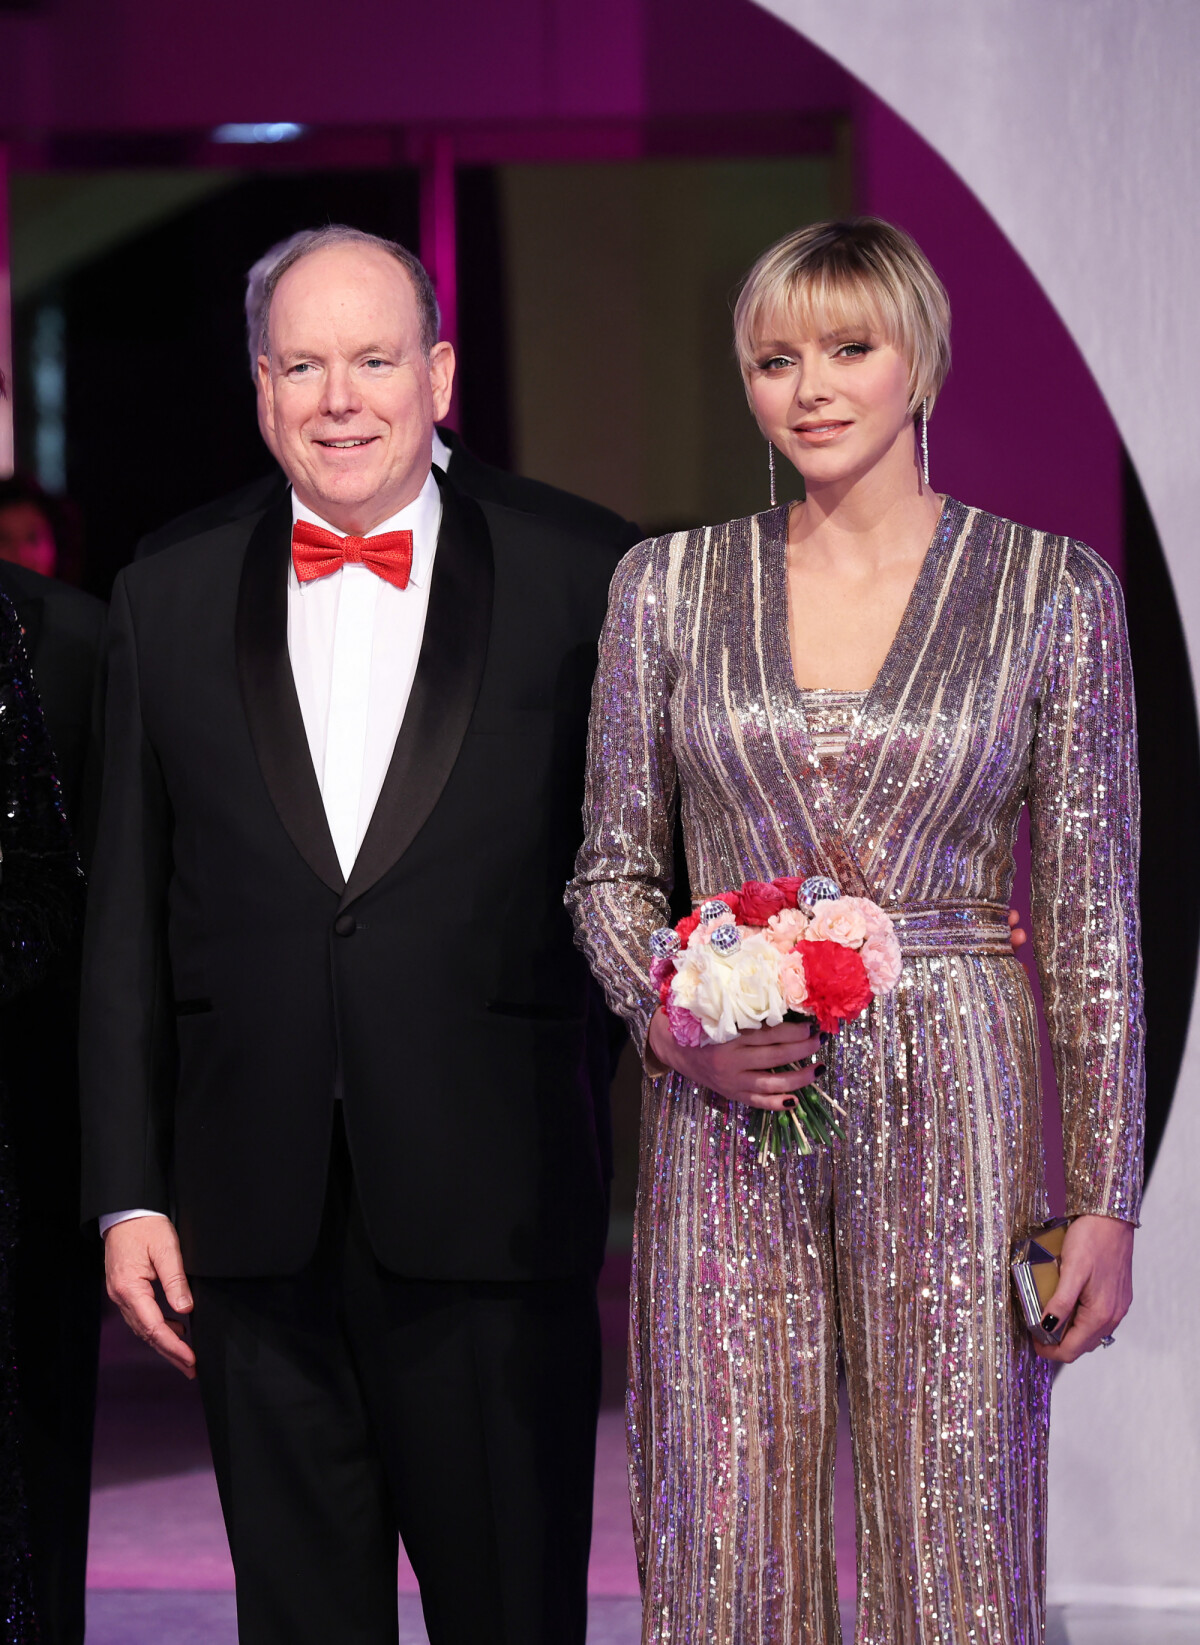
{"left": 777, "top": 948, "right": 810, "bottom": 1011}
{"left": 834, "top": 899, "right": 902, "bottom": 992}
{"left": 807, "top": 898, "right": 869, "bottom": 949}
{"left": 666, "top": 1000, "right": 707, "bottom": 1047}
{"left": 861, "top": 933, "right": 903, "bottom": 992}
{"left": 840, "top": 897, "right": 896, "bottom": 944}
{"left": 764, "top": 906, "right": 811, "bottom": 953}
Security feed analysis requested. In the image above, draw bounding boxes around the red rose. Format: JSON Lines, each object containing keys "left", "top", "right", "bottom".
{"left": 714, "top": 890, "right": 742, "bottom": 920}
{"left": 738, "top": 879, "right": 787, "bottom": 925}
{"left": 659, "top": 971, "right": 674, "bottom": 1008}
{"left": 675, "top": 911, "right": 701, "bottom": 945}
{"left": 772, "top": 876, "right": 804, "bottom": 909}
{"left": 796, "top": 939, "right": 873, "bottom": 1033}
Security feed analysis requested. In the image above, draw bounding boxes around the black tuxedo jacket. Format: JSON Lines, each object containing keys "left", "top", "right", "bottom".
{"left": 81, "top": 474, "right": 618, "bottom": 1281}
{"left": 134, "top": 432, "right": 642, "bottom": 561}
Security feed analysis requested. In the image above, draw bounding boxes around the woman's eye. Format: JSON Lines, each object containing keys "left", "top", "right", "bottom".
{"left": 836, "top": 342, "right": 871, "bottom": 358}
{"left": 758, "top": 355, "right": 794, "bottom": 371}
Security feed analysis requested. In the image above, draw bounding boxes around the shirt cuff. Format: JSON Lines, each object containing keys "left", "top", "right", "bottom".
{"left": 99, "top": 1209, "right": 171, "bottom": 1237}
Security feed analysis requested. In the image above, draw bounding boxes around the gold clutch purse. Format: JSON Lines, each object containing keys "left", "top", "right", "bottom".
{"left": 1011, "top": 1217, "right": 1075, "bottom": 1346}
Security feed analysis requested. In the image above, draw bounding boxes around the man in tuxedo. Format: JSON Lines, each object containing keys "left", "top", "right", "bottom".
{"left": 135, "top": 233, "right": 641, "bottom": 561}
{"left": 0, "top": 547, "right": 104, "bottom": 1645}
{"left": 82, "top": 226, "right": 617, "bottom": 1645}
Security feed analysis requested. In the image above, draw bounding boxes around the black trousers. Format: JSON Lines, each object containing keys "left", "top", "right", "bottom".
{"left": 190, "top": 1115, "right": 602, "bottom": 1645}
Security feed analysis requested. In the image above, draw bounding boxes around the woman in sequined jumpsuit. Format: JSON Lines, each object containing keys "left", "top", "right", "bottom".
{"left": 0, "top": 559, "right": 84, "bottom": 1643}
{"left": 567, "top": 220, "right": 1143, "bottom": 1645}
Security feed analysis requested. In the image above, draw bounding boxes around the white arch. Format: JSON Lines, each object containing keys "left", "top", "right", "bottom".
{"left": 753, "top": 0, "right": 1200, "bottom": 1606}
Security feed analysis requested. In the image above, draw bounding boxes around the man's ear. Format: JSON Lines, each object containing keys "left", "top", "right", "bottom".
{"left": 428, "top": 341, "right": 456, "bottom": 424}
{"left": 258, "top": 356, "right": 275, "bottom": 437}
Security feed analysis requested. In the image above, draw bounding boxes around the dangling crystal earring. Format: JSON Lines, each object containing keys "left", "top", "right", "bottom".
{"left": 920, "top": 398, "right": 930, "bottom": 487}
{"left": 768, "top": 440, "right": 777, "bottom": 507}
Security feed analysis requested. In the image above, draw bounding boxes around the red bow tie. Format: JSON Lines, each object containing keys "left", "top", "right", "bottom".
{"left": 291, "top": 519, "right": 414, "bottom": 590}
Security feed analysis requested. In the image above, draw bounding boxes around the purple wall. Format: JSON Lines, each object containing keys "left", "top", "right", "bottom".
{"left": 856, "top": 93, "right": 1123, "bottom": 576}
{"left": 0, "top": 0, "right": 848, "bottom": 137}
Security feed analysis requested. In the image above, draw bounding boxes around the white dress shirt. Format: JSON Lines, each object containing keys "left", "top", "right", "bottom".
{"left": 101, "top": 445, "right": 449, "bottom": 1237}
{"left": 289, "top": 471, "right": 441, "bottom": 877}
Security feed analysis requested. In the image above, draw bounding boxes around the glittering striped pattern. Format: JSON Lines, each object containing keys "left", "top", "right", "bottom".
{"left": 566, "top": 500, "right": 1144, "bottom": 1645}
{"left": 798, "top": 686, "right": 866, "bottom": 775}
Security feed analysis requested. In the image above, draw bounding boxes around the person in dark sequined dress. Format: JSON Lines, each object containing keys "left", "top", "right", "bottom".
{"left": 568, "top": 220, "right": 1143, "bottom": 1644}
{"left": 0, "top": 492, "right": 86, "bottom": 1642}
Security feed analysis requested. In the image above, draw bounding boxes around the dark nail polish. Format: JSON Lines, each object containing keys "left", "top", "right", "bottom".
{"left": 820, "top": 1031, "right": 831, "bottom": 1044}
{"left": 782, "top": 1097, "right": 797, "bottom": 1109}
{"left": 1041, "top": 1314, "right": 1059, "bottom": 1333}
{"left": 814, "top": 1063, "right": 826, "bottom": 1076}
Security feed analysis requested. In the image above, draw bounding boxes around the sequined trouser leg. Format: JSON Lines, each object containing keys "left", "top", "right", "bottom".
{"left": 629, "top": 958, "right": 1053, "bottom": 1645}
{"left": 630, "top": 1077, "right": 842, "bottom": 1645}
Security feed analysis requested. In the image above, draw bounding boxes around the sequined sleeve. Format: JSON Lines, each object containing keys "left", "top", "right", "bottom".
{"left": 0, "top": 594, "right": 84, "bottom": 1001}
{"left": 566, "top": 540, "right": 677, "bottom": 1058}
{"left": 1028, "top": 543, "right": 1145, "bottom": 1223}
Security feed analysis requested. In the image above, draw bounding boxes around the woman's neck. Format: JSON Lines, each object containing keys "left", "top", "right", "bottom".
{"left": 788, "top": 435, "right": 942, "bottom": 572}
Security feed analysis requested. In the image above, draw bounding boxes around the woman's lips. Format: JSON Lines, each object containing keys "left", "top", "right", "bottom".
{"left": 792, "top": 422, "right": 852, "bottom": 445}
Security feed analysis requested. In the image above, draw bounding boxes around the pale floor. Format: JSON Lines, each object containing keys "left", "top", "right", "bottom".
{"left": 88, "top": 1311, "right": 1194, "bottom": 1644}
{"left": 85, "top": 1591, "right": 1200, "bottom": 1643}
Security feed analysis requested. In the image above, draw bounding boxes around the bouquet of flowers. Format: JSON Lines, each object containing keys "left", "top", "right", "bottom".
{"left": 649, "top": 875, "right": 902, "bottom": 1163}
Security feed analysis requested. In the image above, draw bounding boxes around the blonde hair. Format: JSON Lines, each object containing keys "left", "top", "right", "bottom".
{"left": 733, "top": 217, "right": 951, "bottom": 415}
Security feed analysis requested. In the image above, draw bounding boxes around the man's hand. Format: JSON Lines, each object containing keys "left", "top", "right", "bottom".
{"left": 104, "top": 1215, "right": 196, "bottom": 1378}
{"left": 647, "top": 1010, "right": 823, "bottom": 1108}
{"left": 1008, "top": 908, "right": 1028, "bottom": 951}
{"left": 1034, "top": 1214, "right": 1135, "bottom": 1364}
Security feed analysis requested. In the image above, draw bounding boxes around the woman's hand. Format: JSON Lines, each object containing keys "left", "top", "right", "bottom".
{"left": 1034, "top": 1214, "right": 1135, "bottom": 1364}
{"left": 646, "top": 1010, "right": 824, "bottom": 1109}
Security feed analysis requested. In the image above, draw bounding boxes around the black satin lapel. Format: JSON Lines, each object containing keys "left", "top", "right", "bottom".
{"left": 235, "top": 494, "right": 344, "bottom": 893}
{"left": 342, "top": 473, "right": 494, "bottom": 907}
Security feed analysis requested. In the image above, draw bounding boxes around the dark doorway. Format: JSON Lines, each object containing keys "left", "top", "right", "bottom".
{"left": 1125, "top": 454, "right": 1200, "bottom": 1181}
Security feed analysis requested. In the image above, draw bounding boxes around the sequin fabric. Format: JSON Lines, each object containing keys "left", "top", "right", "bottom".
{"left": 0, "top": 591, "right": 85, "bottom": 1644}
{"left": 566, "top": 500, "right": 1144, "bottom": 1645}
{"left": 798, "top": 688, "right": 866, "bottom": 777}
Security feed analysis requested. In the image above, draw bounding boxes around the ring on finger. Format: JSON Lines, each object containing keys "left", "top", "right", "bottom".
{"left": 1100, "top": 1334, "right": 1116, "bottom": 1348}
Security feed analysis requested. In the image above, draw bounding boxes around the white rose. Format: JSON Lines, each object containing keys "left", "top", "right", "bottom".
{"left": 675, "top": 945, "right": 737, "bottom": 1042}
{"left": 700, "top": 933, "right": 788, "bottom": 1041}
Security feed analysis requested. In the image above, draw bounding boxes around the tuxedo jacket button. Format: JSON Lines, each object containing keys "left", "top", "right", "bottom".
{"left": 333, "top": 913, "right": 357, "bottom": 937}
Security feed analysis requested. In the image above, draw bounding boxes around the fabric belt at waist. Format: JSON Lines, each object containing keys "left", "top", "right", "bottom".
{"left": 887, "top": 902, "right": 1015, "bottom": 958}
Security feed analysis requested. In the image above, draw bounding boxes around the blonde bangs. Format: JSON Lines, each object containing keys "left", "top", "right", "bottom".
{"left": 733, "top": 218, "right": 952, "bottom": 415}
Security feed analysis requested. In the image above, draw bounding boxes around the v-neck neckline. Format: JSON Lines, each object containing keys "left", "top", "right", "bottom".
{"left": 776, "top": 494, "right": 954, "bottom": 711}
{"left": 755, "top": 497, "right": 964, "bottom": 879}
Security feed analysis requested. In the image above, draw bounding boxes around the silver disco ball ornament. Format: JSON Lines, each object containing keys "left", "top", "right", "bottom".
{"left": 799, "top": 875, "right": 842, "bottom": 906}
{"left": 698, "top": 899, "right": 731, "bottom": 924}
{"left": 709, "top": 923, "right": 741, "bottom": 955}
{"left": 649, "top": 927, "right": 681, "bottom": 959}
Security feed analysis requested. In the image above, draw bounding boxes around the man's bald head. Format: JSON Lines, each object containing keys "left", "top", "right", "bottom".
{"left": 257, "top": 225, "right": 440, "bottom": 366}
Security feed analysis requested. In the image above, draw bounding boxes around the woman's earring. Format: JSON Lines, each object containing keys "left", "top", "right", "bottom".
{"left": 768, "top": 440, "right": 777, "bottom": 508}
{"left": 920, "top": 398, "right": 930, "bottom": 487}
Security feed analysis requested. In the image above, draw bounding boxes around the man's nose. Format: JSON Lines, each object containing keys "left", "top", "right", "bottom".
{"left": 320, "top": 362, "right": 362, "bottom": 416}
